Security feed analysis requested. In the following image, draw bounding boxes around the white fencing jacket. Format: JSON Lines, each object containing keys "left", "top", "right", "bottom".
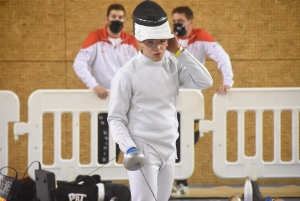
{"left": 73, "top": 27, "right": 139, "bottom": 89}
{"left": 108, "top": 50, "right": 213, "bottom": 161}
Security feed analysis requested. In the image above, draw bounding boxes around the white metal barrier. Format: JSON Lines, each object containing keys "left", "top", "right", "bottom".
{"left": 0, "top": 91, "right": 20, "bottom": 176}
{"left": 2, "top": 88, "right": 299, "bottom": 181}
{"left": 13, "top": 89, "right": 204, "bottom": 181}
{"left": 200, "top": 88, "right": 300, "bottom": 179}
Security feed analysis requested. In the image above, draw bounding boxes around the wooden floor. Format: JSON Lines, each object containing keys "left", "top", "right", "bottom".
{"left": 169, "top": 184, "right": 300, "bottom": 200}
{"left": 170, "top": 199, "right": 299, "bottom": 201}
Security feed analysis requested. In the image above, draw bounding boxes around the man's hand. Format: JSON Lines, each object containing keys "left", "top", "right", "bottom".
{"left": 167, "top": 33, "right": 181, "bottom": 54}
{"left": 93, "top": 85, "right": 108, "bottom": 99}
{"left": 215, "top": 85, "right": 231, "bottom": 95}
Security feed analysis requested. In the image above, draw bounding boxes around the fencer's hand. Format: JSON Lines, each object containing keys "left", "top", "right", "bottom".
{"left": 215, "top": 84, "right": 231, "bottom": 95}
{"left": 167, "top": 33, "right": 181, "bottom": 54}
{"left": 93, "top": 85, "right": 108, "bottom": 99}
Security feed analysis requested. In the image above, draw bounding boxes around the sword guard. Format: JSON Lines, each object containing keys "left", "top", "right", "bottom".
{"left": 123, "top": 150, "right": 146, "bottom": 171}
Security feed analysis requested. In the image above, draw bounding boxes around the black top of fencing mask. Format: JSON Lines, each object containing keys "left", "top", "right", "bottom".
{"left": 133, "top": 0, "right": 168, "bottom": 26}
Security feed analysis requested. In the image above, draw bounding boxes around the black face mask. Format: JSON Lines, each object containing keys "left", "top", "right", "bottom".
{"left": 109, "top": 20, "right": 123, "bottom": 34}
{"left": 173, "top": 23, "right": 187, "bottom": 37}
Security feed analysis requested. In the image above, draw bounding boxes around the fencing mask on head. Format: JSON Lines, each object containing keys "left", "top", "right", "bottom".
{"left": 133, "top": 0, "right": 174, "bottom": 41}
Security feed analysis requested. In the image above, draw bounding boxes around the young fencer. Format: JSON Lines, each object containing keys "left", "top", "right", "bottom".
{"left": 107, "top": 1, "right": 213, "bottom": 200}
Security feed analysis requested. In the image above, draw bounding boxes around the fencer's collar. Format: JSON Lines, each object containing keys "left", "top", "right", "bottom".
{"left": 138, "top": 51, "right": 162, "bottom": 67}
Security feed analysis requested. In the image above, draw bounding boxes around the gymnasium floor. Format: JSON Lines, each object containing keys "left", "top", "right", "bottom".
{"left": 168, "top": 184, "right": 300, "bottom": 201}
{"left": 170, "top": 199, "right": 299, "bottom": 201}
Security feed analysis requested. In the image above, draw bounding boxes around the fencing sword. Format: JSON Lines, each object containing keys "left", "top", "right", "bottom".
{"left": 123, "top": 150, "right": 157, "bottom": 201}
{"left": 73, "top": 149, "right": 157, "bottom": 201}
{"left": 72, "top": 156, "right": 118, "bottom": 184}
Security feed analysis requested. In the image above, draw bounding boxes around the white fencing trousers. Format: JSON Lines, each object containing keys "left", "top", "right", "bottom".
{"left": 127, "top": 141, "right": 176, "bottom": 201}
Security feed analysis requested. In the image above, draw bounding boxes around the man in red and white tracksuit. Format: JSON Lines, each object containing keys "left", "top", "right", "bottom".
{"left": 171, "top": 7, "right": 233, "bottom": 94}
{"left": 170, "top": 6, "right": 234, "bottom": 195}
{"left": 73, "top": 4, "right": 138, "bottom": 99}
